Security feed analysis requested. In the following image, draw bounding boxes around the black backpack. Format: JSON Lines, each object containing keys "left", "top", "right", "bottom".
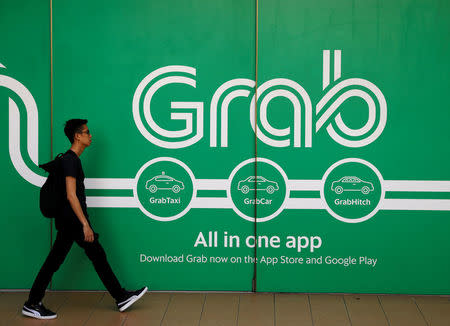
{"left": 39, "top": 153, "right": 65, "bottom": 218}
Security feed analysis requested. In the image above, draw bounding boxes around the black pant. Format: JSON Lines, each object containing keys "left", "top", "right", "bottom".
{"left": 28, "top": 230, "right": 125, "bottom": 303}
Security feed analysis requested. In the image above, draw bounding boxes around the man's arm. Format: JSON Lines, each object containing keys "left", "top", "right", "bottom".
{"left": 66, "top": 176, "right": 94, "bottom": 242}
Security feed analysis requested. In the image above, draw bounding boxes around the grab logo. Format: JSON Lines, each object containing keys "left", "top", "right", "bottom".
{"left": 134, "top": 49, "right": 387, "bottom": 149}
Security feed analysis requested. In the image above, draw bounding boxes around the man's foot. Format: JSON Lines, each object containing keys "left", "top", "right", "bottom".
{"left": 22, "top": 301, "right": 57, "bottom": 319}
{"left": 116, "top": 286, "right": 148, "bottom": 312}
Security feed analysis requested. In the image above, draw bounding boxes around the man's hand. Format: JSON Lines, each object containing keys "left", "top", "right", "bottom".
{"left": 83, "top": 224, "right": 94, "bottom": 243}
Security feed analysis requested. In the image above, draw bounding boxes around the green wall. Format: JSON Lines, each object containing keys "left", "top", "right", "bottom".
{"left": 0, "top": 0, "right": 51, "bottom": 289}
{"left": 1, "top": 0, "right": 449, "bottom": 294}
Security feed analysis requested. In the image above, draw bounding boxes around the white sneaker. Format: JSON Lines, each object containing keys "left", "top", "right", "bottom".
{"left": 116, "top": 286, "right": 148, "bottom": 312}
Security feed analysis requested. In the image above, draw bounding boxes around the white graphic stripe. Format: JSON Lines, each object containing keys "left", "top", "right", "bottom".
{"left": 323, "top": 50, "right": 330, "bottom": 90}
{"left": 85, "top": 178, "right": 135, "bottom": 189}
{"left": 381, "top": 199, "right": 450, "bottom": 211}
{"left": 334, "top": 50, "right": 341, "bottom": 81}
{"left": 195, "top": 179, "right": 228, "bottom": 190}
{"left": 191, "top": 197, "right": 232, "bottom": 209}
{"left": 9, "top": 99, "right": 45, "bottom": 187}
{"left": 86, "top": 196, "right": 450, "bottom": 211}
{"left": 285, "top": 199, "right": 450, "bottom": 211}
{"left": 384, "top": 181, "right": 450, "bottom": 192}
{"left": 81, "top": 178, "right": 450, "bottom": 192}
{"left": 288, "top": 180, "right": 322, "bottom": 191}
{"left": 87, "top": 197, "right": 138, "bottom": 208}
{"left": 1, "top": 74, "right": 39, "bottom": 165}
{"left": 286, "top": 198, "right": 324, "bottom": 209}
{"left": 288, "top": 179, "right": 450, "bottom": 192}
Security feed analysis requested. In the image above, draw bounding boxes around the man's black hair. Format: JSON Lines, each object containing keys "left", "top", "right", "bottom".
{"left": 64, "top": 119, "right": 88, "bottom": 143}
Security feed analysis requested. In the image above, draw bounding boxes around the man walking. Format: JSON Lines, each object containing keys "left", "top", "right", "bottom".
{"left": 22, "top": 119, "right": 147, "bottom": 320}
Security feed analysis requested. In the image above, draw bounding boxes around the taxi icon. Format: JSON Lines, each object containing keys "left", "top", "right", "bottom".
{"left": 238, "top": 176, "right": 279, "bottom": 194}
{"left": 146, "top": 172, "right": 185, "bottom": 193}
{"left": 331, "top": 176, "right": 374, "bottom": 195}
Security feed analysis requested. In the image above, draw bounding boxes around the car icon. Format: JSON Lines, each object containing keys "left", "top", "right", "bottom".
{"left": 331, "top": 176, "right": 374, "bottom": 195}
{"left": 237, "top": 176, "right": 279, "bottom": 194}
{"left": 145, "top": 172, "right": 185, "bottom": 193}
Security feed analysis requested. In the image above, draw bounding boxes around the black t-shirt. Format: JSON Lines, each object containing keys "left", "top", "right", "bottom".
{"left": 55, "top": 149, "right": 90, "bottom": 234}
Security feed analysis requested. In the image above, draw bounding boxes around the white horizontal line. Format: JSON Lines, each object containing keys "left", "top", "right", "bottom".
{"left": 380, "top": 199, "right": 450, "bottom": 211}
{"left": 191, "top": 197, "right": 232, "bottom": 209}
{"left": 383, "top": 181, "right": 450, "bottom": 192}
{"left": 288, "top": 180, "right": 322, "bottom": 191}
{"left": 82, "top": 177, "right": 450, "bottom": 194}
{"left": 285, "top": 198, "right": 325, "bottom": 209}
{"left": 87, "top": 196, "right": 137, "bottom": 207}
{"left": 195, "top": 179, "right": 228, "bottom": 190}
{"left": 85, "top": 178, "right": 135, "bottom": 190}
{"left": 85, "top": 196, "right": 450, "bottom": 212}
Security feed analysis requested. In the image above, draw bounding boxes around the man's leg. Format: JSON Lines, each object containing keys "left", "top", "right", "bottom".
{"left": 75, "top": 236, "right": 126, "bottom": 301}
{"left": 28, "top": 231, "right": 74, "bottom": 304}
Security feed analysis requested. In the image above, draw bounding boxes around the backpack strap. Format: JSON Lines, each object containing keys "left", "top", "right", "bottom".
{"left": 38, "top": 153, "right": 65, "bottom": 172}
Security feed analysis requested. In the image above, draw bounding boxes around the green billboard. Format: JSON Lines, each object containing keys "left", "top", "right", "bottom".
{"left": 1, "top": 0, "right": 449, "bottom": 294}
